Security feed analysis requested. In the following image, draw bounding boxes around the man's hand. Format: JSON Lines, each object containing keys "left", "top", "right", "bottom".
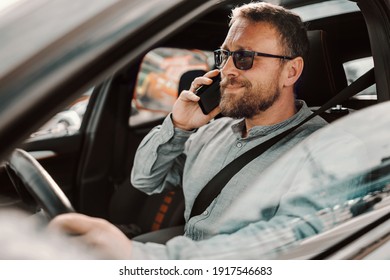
{"left": 172, "top": 69, "right": 221, "bottom": 131}
{"left": 48, "top": 213, "right": 133, "bottom": 259}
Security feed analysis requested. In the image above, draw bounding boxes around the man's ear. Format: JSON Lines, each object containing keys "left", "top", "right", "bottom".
{"left": 284, "top": 56, "right": 304, "bottom": 87}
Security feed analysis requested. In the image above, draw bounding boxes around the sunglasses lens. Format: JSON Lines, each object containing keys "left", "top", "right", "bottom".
{"left": 214, "top": 50, "right": 227, "bottom": 69}
{"left": 233, "top": 51, "right": 253, "bottom": 70}
{"left": 213, "top": 50, "right": 254, "bottom": 70}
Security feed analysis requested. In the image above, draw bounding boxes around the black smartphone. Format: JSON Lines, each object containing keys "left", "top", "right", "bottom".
{"left": 195, "top": 74, "right": 221, "bottom": 115}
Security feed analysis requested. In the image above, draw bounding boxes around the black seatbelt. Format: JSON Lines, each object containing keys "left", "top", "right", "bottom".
{"left": 189, "top": 68, "right": 375, "bottom": 219}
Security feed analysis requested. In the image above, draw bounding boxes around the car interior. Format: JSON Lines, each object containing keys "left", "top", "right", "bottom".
{"left": 0, "top": 0, "right": 383, "bottom": 246}
{"left": 107, "top": 5, "right": 375, "bottom": 239}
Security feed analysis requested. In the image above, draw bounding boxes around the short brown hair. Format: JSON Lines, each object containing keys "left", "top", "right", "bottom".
{"left": 230, "top": 2, "right": 309, "bottom": 61}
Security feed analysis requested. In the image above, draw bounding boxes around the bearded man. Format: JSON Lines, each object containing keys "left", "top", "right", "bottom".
{"left": 130, "top": 2, "right": 327, "bottom": 241}
{"left": 49, "top": 2, "right": 328, "bottom": 259}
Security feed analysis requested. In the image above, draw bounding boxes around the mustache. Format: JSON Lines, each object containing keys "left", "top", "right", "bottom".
{"left": 220, "top": 77, "right": 251, "bottom": 88}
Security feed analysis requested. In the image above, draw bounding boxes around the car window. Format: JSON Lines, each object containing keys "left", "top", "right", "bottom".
{"left": 344, "top": 57, "right": 376, "bottom": 99}
{"left": 222, "top": 101, "right": 390, "bottom": 258}
{"left": 129, "top": 47, "right": 214, "bottom": 126}
{"left": 292, "top": 0, "right": 359, "bottom": 21}
{"left": 30, "top": 88, "right": 92, "bottom": 139}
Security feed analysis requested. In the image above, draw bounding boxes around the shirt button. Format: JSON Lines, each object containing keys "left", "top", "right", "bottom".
{"left": 203, "top": 210, "right": 209, "bottom": 216}
{"left": 236, "top": 142, "right": 242, "bottom": 148}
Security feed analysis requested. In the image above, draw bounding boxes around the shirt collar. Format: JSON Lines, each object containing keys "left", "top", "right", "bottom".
{"left": 231, "top": 100, "right": 310, "bottom": 139}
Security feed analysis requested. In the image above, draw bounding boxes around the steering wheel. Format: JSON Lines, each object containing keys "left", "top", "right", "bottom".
{"left": 5, "top": 149, "right": 75, "bottom": 219}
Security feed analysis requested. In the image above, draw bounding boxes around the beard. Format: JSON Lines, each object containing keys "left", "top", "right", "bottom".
{"left": 219, "top": 76, "right": 281, "bottom": 119}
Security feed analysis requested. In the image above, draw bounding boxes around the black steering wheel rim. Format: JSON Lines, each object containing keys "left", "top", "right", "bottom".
{"left": 5, "top": 149, "right": 75, "bottom": 219}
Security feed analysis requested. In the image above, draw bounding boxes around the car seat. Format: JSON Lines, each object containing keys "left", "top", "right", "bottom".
{"left": 297, "top": 30, "right": 348, "bottom": 106}
{"left": 296, "top": 30, "right": 349, "bottom": 121}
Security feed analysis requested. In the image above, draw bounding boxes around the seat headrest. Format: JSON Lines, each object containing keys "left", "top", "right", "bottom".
{"left": 295, "top": 30, "right": 348, "bottom": 106}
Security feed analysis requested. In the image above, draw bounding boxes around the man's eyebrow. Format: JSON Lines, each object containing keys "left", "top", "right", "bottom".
{"left": 219, "top": 45, "right": 248, "bottom": 51}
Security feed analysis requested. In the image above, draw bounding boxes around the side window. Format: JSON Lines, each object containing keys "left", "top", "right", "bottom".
{"left": 30, "top": 89, "right": 92, "bottom": 138}
{"left": 343, "top": 57, "right": 376, "bottom": 99}
{"left": 130, "top": 48, "right": 214, "bottom": 126}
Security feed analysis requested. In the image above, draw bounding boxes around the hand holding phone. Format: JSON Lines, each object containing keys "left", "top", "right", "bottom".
{"left": 195, "top": 74, "right": 221, "bottom": 115}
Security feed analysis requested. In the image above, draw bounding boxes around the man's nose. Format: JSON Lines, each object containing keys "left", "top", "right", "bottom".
{"left": 221, "top": 55, "right": 238, "bottom": 76}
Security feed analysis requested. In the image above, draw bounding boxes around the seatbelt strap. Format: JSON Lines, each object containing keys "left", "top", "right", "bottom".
{"left": 189, "top": 68, "right": 375, "bottom": 219}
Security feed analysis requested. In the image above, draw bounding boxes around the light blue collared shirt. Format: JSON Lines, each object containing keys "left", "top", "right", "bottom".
{"left": 130, "top": 100, "right": 328, "bottom": 258}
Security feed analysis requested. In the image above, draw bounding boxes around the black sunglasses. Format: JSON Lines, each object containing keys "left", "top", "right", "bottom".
{"left": 214, "top": 49, "right": 293, "bottom": 70}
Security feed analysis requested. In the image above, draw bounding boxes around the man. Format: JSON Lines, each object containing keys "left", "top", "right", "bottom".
{"left": 130, "top": 2, "right": 326, "bottom": 240}
{"left": 49, "top": 2, "right": 328, "bottom": 259}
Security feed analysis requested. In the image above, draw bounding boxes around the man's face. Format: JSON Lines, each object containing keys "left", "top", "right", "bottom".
{"left": 219, "top": 19, "right": 286, "bottom": 119}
